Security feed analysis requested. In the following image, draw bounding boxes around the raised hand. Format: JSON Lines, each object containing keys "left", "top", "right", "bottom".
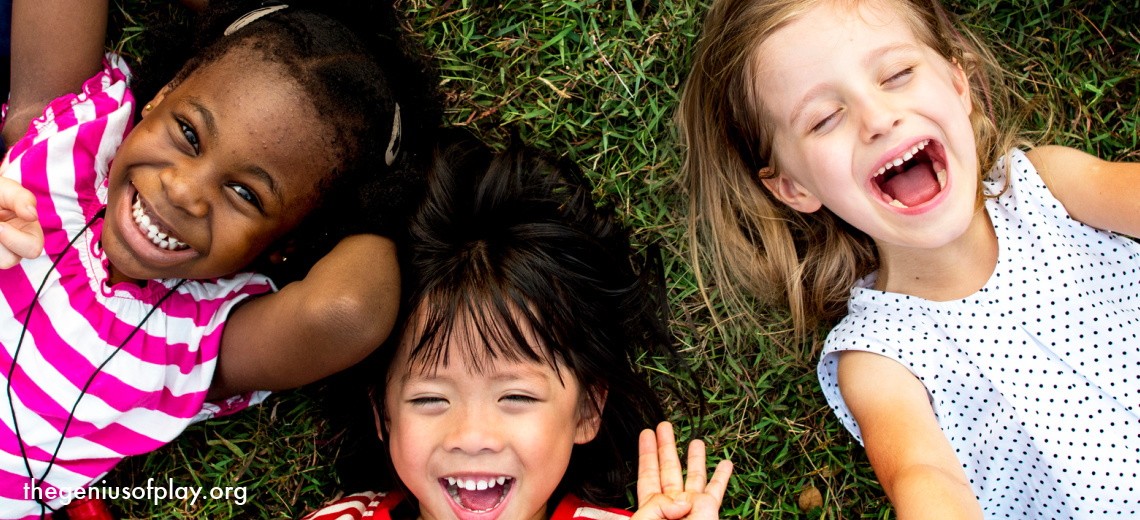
{"left": 632, "top": 421, "right": 733, "bottom": 520}
{"left": 0, "top": 176, "right": 43, "bottom": 268}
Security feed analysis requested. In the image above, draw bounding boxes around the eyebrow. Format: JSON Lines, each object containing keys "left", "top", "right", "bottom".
{"left": 188, "top": 99, "right": 218, "bottom": 140}
{"left": 188, "top": 98, "right": 281, "bottom": 204}
{"left": 787, "top": 43, "right": 920, "bottom": 127}
{"left": 242, "top": 164, "right": 282, "bottom": 205}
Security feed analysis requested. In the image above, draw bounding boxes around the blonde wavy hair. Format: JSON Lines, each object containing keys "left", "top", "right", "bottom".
{"left": 678, "top": 0, "right": 1027, "bottom": 341}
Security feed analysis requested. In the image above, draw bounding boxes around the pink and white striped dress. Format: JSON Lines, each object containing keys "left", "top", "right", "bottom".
{"left": 0, "top": 55, "right": 274, "bottom": 519}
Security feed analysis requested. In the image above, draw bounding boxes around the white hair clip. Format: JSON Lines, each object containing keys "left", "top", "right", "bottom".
{"left": 385, "top": 103, "right": 402, "bottom": 166}
{"left": 224, "top": 4, "right": 289, "bottom": 36}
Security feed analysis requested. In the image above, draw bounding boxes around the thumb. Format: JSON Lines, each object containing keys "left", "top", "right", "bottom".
{"left": 633, "top": 495, "right": 693, "bottom": 520}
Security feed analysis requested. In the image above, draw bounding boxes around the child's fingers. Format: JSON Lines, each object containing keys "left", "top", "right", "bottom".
{"left": 655, "top": 421, "right": 684, "bottom": 495}
{"left": 0, "top": 223, "right": 45, "bottom": 262}
{"left": 631, "top": 494, "right": 693, "bottom": 520}
{"left": 0, "top": 177, "right": 37, "bottom": 222}
{"left": 637, "top": 428, "right": 663, "bottom": 505}
{"left": 704, "top": 459, "right": 734, "bottom": 504}
{"left": 0, "top": 249, "right": 20, "bottom": 269}
{"left": 684, "top": 439, "right": 707, "bottom": 492}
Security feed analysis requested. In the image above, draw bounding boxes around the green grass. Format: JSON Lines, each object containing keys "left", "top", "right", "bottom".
{"left": 98, "top": 0, "right": 1139, "bottom": 518}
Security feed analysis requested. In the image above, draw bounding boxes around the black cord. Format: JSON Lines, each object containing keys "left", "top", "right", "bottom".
{"left": 5, "top": 208, "right": 188, "bottom": 518}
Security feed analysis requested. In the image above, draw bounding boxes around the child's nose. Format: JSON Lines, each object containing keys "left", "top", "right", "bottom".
{"left": 857, "top": 93, "right": 903, "bottom": 143}
{"left": 159, "top": 165, "right": 210, "bottom": 218}
{"left": 444, "top": 407, "right": 505, "bottom": 454}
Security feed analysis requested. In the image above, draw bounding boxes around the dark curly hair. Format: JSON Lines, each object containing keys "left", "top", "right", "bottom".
{"left": 327, "top": 131, "right": 675, "bottom": 507}
{"left": 130, "top": 0, "right": 440, "bottom": 282}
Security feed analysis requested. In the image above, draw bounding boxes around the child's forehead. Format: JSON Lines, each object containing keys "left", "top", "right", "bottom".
{"left": 392, "top": 302, "right": 569, "bottom": 380}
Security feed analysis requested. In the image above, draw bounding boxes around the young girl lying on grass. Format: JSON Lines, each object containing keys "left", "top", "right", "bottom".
{"left": 0, "top": 0, "right": 436, "bottom": 517}
{"left": 679, "top": 0, "right": 1139, "bottom": 516}
{"left": 303, "top": 137, "right": 732, "bottom": 520}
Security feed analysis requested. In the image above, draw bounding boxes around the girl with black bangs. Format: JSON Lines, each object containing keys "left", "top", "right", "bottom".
{"left": 305, "top": 136, "right": 732, "bottom": 520}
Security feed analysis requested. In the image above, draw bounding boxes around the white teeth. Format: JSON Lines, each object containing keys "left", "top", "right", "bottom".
{"left": 889, "top": 199, "right": 908, "bottom": 208}
{"left": 465, "top": 480, "right": 477, "bottom": 490}
{"left": 937, "top": 169, "right": 947, "bottom": 189}
{"left": 874, "top": 140, "right": 932, "bottom": 177}
{"left": 476, "top": 481, "right": 488, "bottom": 491}
{"left": 447, "top": 477, "right": 456, "bottom": 485}
{"left": 132, "top": 193, "right": 189, "bottom": 251}
{"left": 497, "top": 476, "right": 505, "bottom": 485}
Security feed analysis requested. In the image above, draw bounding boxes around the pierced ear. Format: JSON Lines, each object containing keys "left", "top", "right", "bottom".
{"left": 141, "top": 84, "right": 174, "bottom": 118}
{"left": 759, "top": 167, "right": 822, "bottom": 213}
{"left": 267, "top": 241, "right": 297, "bottom": 264}
{"left": 574, "top": 389, "right": 607, "bottom": 444}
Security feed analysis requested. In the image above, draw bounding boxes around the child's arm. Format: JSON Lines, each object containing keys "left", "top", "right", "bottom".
{"left": 1026, "top": 146, "right": 1140, "bottom": 237}
{"left": 837, "top": 351, "right": 982, "bottom": 519}
{"left": 4, "top": 0, "right": 109, "bottom": 146}
{"left": 207, "top": 234, "right": 399, "bottom": 399}
{"left": 632, "top": 421, "right": 733, "bottom": 520}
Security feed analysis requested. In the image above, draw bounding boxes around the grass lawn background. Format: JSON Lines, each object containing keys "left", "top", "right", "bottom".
{"left": 98, "top": 0, "right": 1138, "bottom": 518}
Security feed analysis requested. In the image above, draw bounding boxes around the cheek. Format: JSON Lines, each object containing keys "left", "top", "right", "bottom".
{"left": 386, "top": 411, "right": 430, "bottom": 483}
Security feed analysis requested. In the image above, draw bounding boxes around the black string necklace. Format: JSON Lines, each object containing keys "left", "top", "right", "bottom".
{"left": 4, "top": 208, "right": 187, "bottom": 518}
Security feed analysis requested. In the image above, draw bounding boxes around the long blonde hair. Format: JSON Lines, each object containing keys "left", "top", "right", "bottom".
{"left": 678, "top": 0, "right": 1025, "bottom": 341}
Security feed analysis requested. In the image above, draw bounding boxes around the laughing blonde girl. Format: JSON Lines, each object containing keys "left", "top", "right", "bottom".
{"left": 679, "top": 0, "right": 1140, "bottom": 517}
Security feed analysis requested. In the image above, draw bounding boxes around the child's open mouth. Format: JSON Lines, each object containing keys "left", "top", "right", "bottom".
{"left": 871, "top": 139, "right": 948, "bottom": 209}
{"left": 441, "top": 476, "right": 513, "bottom": 513}
{"left": 132, "top": 192, "right": 189, "bottom": 251}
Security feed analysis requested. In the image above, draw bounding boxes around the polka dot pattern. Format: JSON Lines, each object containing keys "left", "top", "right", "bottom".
{"left": 818, "top": 149, "right": 1140, "bottom": 517}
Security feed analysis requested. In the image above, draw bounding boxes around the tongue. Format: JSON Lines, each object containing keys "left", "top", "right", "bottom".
{"left": 880, "top": 162, "right": 940, "bottom": 207}
{"left": 457, "top": 487, "right": 502, "bottom": 511}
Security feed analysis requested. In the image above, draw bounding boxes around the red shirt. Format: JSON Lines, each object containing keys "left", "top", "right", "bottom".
{"left": 301, "top": 491, "right": 632, "bottom": 520}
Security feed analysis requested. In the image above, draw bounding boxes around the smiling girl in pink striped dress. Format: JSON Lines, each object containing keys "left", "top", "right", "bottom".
{"left": 0, "top": 1, "right": 437, "bottom": 517}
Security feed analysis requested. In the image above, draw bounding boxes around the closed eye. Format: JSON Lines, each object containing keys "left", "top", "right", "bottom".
{"left": 410, "top": 396, "right": 448, "bottom": 407}
{"left": 501, "top": 394, "right": 538, "bottom": 404}
{"left": 884, "top": 66, "right": 915, "bottom": 86}
{"left": 810, "top": 109, "right": 842, "bottom": 134}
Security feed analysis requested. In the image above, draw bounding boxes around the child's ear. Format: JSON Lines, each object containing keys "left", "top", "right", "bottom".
{"left": 267, "top": 241, "right": 297, "bottom": 264}
{"left": 950, "top": 59, "right": 972, "bottom": 115}
{"left": 371, "top": 399, "right": 385, "bottom": 442}
{"left": 759, "top": 167, "right": 822, "bottom": 213}
{"left": 141, "top": 84, "right": 174, "bottom": 118}
{"left": 574, "top": 389, "right": 607, "bottom": 444}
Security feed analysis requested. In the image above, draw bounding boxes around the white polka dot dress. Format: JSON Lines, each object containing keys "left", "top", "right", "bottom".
{"left": 818, "top": 149, "right": 1140, "bottom": 518}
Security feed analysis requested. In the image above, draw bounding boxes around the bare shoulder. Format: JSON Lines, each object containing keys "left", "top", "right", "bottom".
{"left": 836, "top": 350, "right": 928, "bottom": 417}
{"left": 1024, "top": 145, "right": 1103, "bottom": 189}
{"left": 1023, "top": 145, "right": 1140, "bottom": 235}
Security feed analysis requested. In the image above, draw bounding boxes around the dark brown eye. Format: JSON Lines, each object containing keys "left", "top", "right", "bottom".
{"left": 179, "top": 120, "right": 200, "bottom": 154}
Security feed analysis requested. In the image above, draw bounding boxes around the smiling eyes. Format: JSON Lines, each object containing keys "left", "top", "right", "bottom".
{"left": 178, "top": 120, "right": 199, "bottom": 154}
{"left": 808, "top": 66, "right": 917, "bottom": 134}
{"left": 228, "top": 184, "right": 262, "bottom": 208}
{"left": 409, "top": 394, "right": 539, "bottom": 408}
{"left": 174, "top": 117, "right": 264, "bottom": 210}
